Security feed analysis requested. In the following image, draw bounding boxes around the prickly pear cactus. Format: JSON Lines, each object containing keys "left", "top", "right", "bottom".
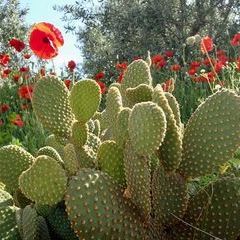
{"left": 1, "top": 59, "right": 240, "bottom": 240}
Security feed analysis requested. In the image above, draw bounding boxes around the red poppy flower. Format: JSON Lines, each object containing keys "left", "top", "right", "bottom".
{"left": 18, "top": 85, "right": 33, "bottom": 100}
{"left": 19, "top": 66, "right": 29, "bottom": 73}
{"left": 164, "top": 50, "right": 174, "bottom": 58}
{"left": 11, "top": 114, "right": 24, "bottom": 127}
{"left": 94, "top": 72, "right": 105, "bottom": 80}
{"left": 230, "top": 33, "right": 240, "bottom": 46}
{"left": 214, "top": 61, "right": 224, "bottom": 73}
{"left": 67, "top": 60, "right": 76, "bottom": 71}
{"left": 23, "top": 53, "right": 31, "bottom": 59}
{"left": 3, "top": 68, "right": 11, "bottom": 75}
{"left": 29, "top": 22, "right": 64, "bottom": 59}
{"left": 190, "top": 61, "right": 201, "bottom": 68}
{"left": 64, "top": 79, "right": 71, "bottom": 89}
{"left": 96, "top": 81, "right": 107, "bottom": 94}
{"left": 116, "top": 62, "right": 128, "bottom": 71}
{"left": 170, "top": 64, "right": 181, "bottom": 72}
{"left": 203, "top": 57, "right": 215, "bottom": 66}
{"left": 162, "top": 79, "right": 173, "bottom": 92}
{"left": 200, "top": 36, "right": 213, "bottom": 54}
{"left": 9, "top": 38, "right": 25, "bottom": 52}
{"left": 13, "top": 74, "right": 20, "bottom": 82}
{"left": 151, "top": 54, "right": 166, "bottom": 68}
{"left": 0, "top": 104, "right": 10, "bottom": 113}
{"left": 188, "top": 68, "right": 197, "bottom": 76}
{"left": 0, "top": 54, "right": 11, "bottom": 66}
{"left": 117, "top": 72, "right": 125, "bottom": 83}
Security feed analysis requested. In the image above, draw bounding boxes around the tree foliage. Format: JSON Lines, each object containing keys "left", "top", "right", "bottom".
{"left": 56, "top": 0, "right": 240, "bottom": 75}
{"left": 0, "top": 0, "right": 28, "bottom": 51}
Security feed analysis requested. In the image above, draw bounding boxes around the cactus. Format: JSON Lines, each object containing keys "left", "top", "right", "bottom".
{"left": 1, "top": 59, "right": 240, "bottom": 239}
{"left": 128, "top": 101, "right": 167, "bottom": 155}
{"left": 19, "top": 156, "right": 67, "bottom": 205}
{"left": 69, "top": 79, "right": 101, "bottom": 123}
{"left": 37, "top": 146, "right": 64, "bottom": 166}
{"left": 0, "top": 145, "right": 35, "bottom": 193}
{"left": 32, "top": 77, "right": 74, "bottom": 142}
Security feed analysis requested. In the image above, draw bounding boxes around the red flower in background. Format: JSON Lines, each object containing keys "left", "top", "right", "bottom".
{"left": 96, "top": 81, "right": 107, "bottom": 94}
{"left": 29, "top": 22, "right": 64, "bottom": 59}
{"left": 203, "top": 57, "right": 215, "bottom": 66}
{"left": 11, "top": 114, "right": 24, "bottom": 127}
{"left": 13, "top": 74, "right": 20, "bottom": 82}
{"left": 0, "top": 54, "right": 10, "bottom": 66}
{"left": 0, "top": 104, "right": 10, "bottom": 113}
{"left": 170, "top": 64, "right": 181, "bottom": 72}
{"left": 188, "top": 68, "right": 197, "bottom": 76}
{"left": 94, "top": 72, "right": 105, "bottom": 80}
{"left": 9, "top": 38, "right": 25, "bottom": 52}
{"left": 117, "top": 72, "right": 125, "bottom": 83}
{"left": 67, "top": 60, "right": 76, "bottom": 71}
{"left": 151, "top": 54, "right": 166, "bottom": 68}
{"left": 190, "top": 61, "right": 201, "bottom": 69}
{"left": 23, "top": 53, "right": 31, "bottom": 59}
{"left": 64, "top": 79, "right": 71, "bottom": 89}
{"left": 230, "top": 33, "right": 240, "bottom": 46}
{"left": 3, "top": 68, "right": 11, "bottom": 75}
{"left": 0, "top": 119, "right": 3, "bottom": 126}
{"left": 214, "top": 61, "right": 224, "bottom": 73}
{"left": 116, "top": 62, "right": 128, "bottom": 71}
{"left": 162, "top": 79, "right": 173, "bottom": 92}
{"left": 200, "top": 36, "right": 213, "bottom": 54}
{"left": 20, "top": 66, "right": 29, "bottom": 73}
{"left": 18, "top": 85, "right": 33, "bottom": 100}
{"left": 164, "top": 50, "right": 174, "bottom": 58}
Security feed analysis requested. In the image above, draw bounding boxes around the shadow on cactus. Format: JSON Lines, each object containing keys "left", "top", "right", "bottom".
{"left": 0, "top": 59, "right": 240, "bottom": 239}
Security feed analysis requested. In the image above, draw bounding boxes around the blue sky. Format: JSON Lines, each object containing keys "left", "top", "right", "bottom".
{"left": 20, "top": 0, "right": 82, "bottom": 71}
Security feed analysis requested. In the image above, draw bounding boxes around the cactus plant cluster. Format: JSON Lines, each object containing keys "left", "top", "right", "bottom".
{"left": 1, "top": 59, "right": 240, "bottom": 239}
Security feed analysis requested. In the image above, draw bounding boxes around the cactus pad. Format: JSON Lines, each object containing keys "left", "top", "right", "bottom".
{"left": 126, "top": 84, "right": 153, "bottom": 106}
{"left": 0, "top": 189, "right": 13, "bottom": 208}
{"left": 128, "top": 101, "right": 167, "bottom": 155}
{"left": 0, "top": 145, "right": 34, "bottom": 193}
{"left": 165, "top": 92, "right": 182, "bottom": 128}
{"left": 65, "top": 169, "right": 147, "bottom": 239}
{"left": 153, "top": 85, "right": 182, "bottom": 172}
{"left": 69, "top": 79, "right": 101, "bottom": 123}
{"left": 63, "top": 143, "right": 79, "bottom": 176}
{"left": 114, "top": 107, "right": 131, "bottom": 147}
{"left": 186, "top": 177, "right": 240, "bottom": 240}
{"left": 122, "top": 59, "right": 152, "bottom": 89}
{"left": 22, "top": 205, "right": 38, "bottom": 240}
{"left": 32, "top": 77, "right": 74, "bottom": 141}
{"left": 71, "top": 121, "right": 88, "bottom": 147}
{"left": 97, "top": 140, "right": 125, "bottom": 185}
{"left": 124, "top": 143, "right": 151, "bottom": 221}
{"left": 19, "top": 155, "right": 67, "bottom": 205}
{"left": 0, "top": 206, "right": 20, "bottom": 239}
{"left": 152, "top": 165, "right": 188, "bottom": 226}
{"left": 179, "top": 89, "right": 240, "bottom": 178}
{"left": 37, "top": 146, "right": 64, "bottom": 166}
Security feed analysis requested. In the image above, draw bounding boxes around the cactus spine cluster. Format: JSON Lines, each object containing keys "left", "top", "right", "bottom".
{"left": 0, "top": 59, "right": 240, "bottom": 239}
